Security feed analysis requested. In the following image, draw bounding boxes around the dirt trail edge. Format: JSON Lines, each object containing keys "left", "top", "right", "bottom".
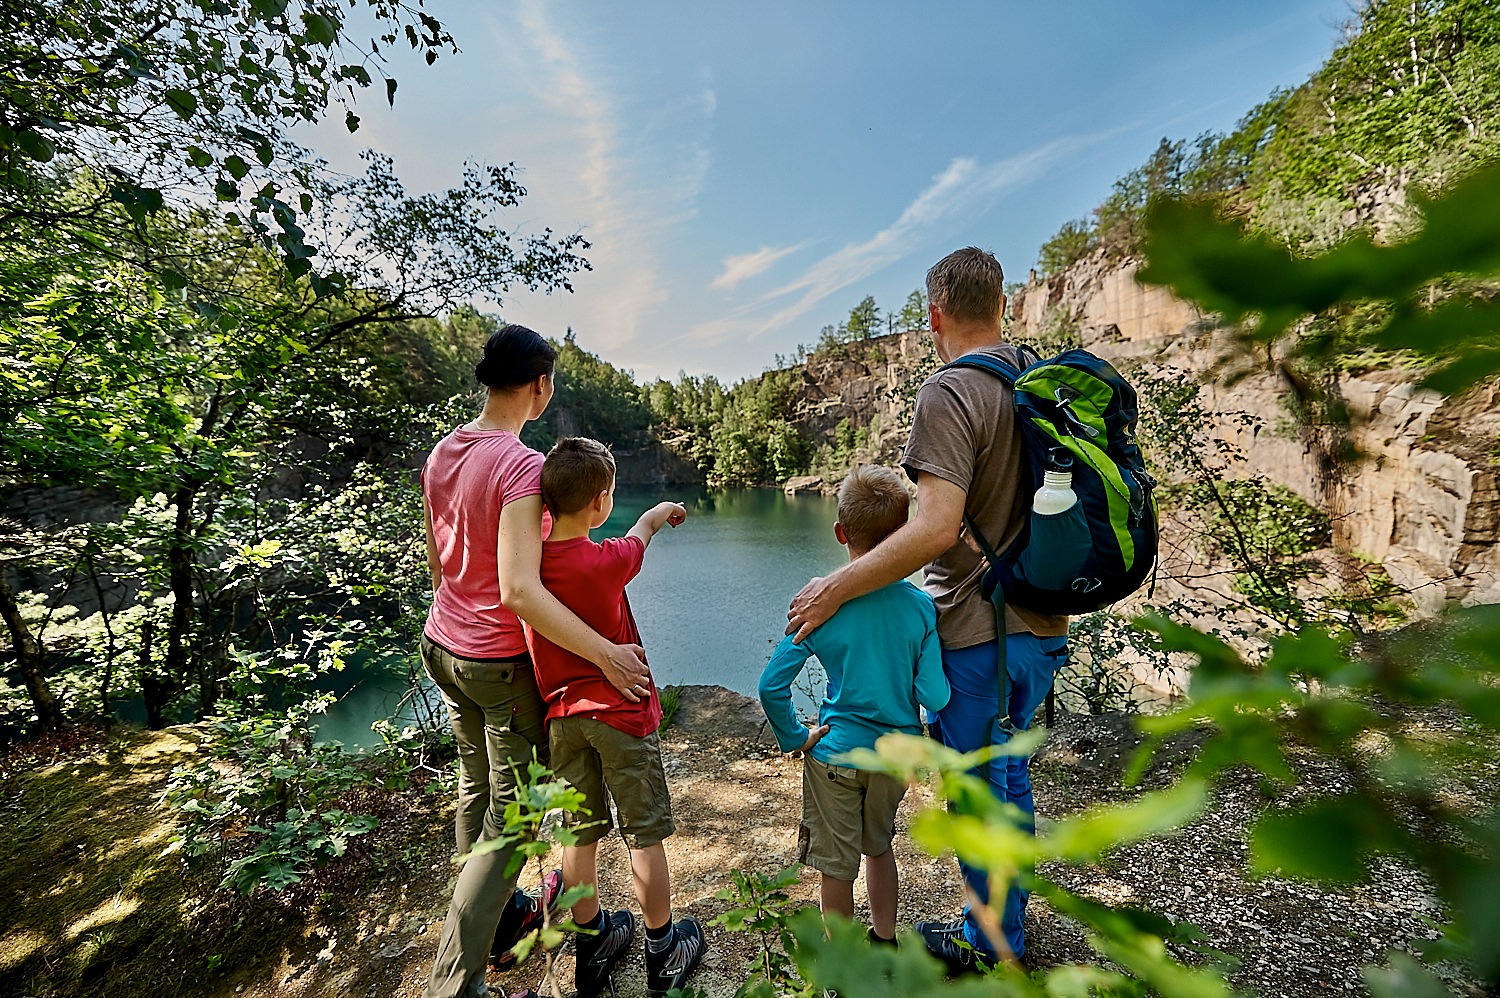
{"left": 0, "top": 686, "right": 1483, "bottom": 997}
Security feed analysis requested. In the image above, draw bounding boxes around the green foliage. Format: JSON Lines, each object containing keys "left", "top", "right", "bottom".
{"left": 1182, "top": 478, "right": 1334, "bottom": 613}
{"left": 1037, "top": 218, "right": 1096, "bottom": 275}
{"left": 660, "top": 368, "right": 810, "bottom": 487}
{"left": 1034, "top": 0, "right": 1500, "bottom": 267}
{"left": 789, "top": 910, "right": 1005, "bottom": 998}
{"left": 896, "top": 288, "right": 928, "bottom": 333}
{"left": 1057, "top": 611, "right": 1177, "bottom": 714}
{"left": 1093, "top": 137, "right": 1189, "bottom": 258}
{"left": 1128, "top": 164, "right": 1500, "bottom": 986}
{"left": 845, "top": 295, "right": 882, "bottom": 341}
{"left": 1133, "top": 364, "right": 1399, "bottom": 636}
{"left": 658, "top": 685, "right": 682, "bottom": 732}
{"left": 0, "top": 1, "right": 458, "bottom": 280}
{"left": 1, "top": 136, "right": 583, "bottom": 731}
{"left": 830, "top": 734, "right": 1230, "bottom": 997}
{"left": 1139, "top": 163, "right": 1500, "bottom": 391}
{"left": 1253, "top": 0, "right": 1500, "bottom": 207}
{"left": 712, "top": 865, "right": 814, "bottom": 997}
{"left": 1134, "top": 606, "right": 1500, "bottom": 984}
{"left": 161, "top": 653, "right": 381, "bottom": 893}
{"left": 525, "top": 329, "right": 653, "bottom": 449}
{"left": 462, "top": 757, "right": 596, "bottom": 981}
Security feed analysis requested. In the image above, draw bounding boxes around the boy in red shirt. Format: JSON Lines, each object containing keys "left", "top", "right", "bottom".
{"left": 530, "top": 436, "right": 703, "bottom": 998}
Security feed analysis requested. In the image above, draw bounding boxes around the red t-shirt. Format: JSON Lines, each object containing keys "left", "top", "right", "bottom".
{"left": 422, "top": 427, "right": 542, "bottom": 659}
{"left": 529, "top": 535, "right": 663, "bottom": 738}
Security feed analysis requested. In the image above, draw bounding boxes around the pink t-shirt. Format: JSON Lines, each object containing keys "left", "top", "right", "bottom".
{"left": 422, "top": 427, "right": 543, "bottom": 659}
{"left": 529, "top": 535, "right": 663, "bottom": 738}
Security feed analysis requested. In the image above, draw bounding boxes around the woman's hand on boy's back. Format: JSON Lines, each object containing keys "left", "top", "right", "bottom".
{"left": 598, "top": 643, "right": 652, "bottom": 702}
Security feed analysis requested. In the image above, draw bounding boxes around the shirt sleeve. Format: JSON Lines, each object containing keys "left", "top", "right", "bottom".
{"left": 498, "top": 448, "right": 544, "bottom": 507}
{"left": 902, "top": 374, "right": 979, "bottom": 493}
{"left": 758, "top": 634, "right": 815, "bottom": 753}
{"left": 913, "top": 595, "right": 951, "bottom": 713}
{"left": 600, "top": 535, "right": 647, "bottom": 588}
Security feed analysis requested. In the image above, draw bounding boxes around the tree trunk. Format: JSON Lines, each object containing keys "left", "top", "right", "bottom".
{"left": 138, "top": 619, "right": 172, "bottom": 730}
{"left": 0, "top": 570, "right": 64, "bottom": 732}
{"left": 85, "top": 554, "right": 117, "bottom": 727}
{"left": 164, "top": 485, "right": 200, "bottom": 725}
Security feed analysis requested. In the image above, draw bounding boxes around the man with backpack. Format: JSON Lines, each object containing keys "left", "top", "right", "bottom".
{"left": 786, "top": 246, "right": 1071, "bottom": 972}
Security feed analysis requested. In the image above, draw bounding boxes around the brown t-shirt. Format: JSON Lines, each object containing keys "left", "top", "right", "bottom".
{"left": 902, "top": 344, "right": 1069, "bottom": 648}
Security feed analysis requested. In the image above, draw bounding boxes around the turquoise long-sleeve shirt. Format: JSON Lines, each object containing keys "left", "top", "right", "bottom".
{"left": 758, "top": 579, "right": 950, "bottom": 765}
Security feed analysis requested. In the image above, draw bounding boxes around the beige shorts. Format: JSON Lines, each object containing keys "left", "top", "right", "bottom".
{"left": 797, "top": 756, "right": 907, "bottom": 881}
{"left": 549, "top": 715, "right": 675, "bottom": 849}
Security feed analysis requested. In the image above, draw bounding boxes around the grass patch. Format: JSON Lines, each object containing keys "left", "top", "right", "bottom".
{"left": 0, "top": 726, "right": 452, "bottom": 998}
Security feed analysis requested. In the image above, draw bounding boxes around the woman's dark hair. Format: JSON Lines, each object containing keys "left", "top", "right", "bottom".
{"left": 475, "top": 324, "right": 558, "bottom": 388}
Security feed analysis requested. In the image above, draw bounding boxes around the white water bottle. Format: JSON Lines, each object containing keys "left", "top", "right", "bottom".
{"left": 1033, "top": 453, "right": 1077, "bottom": 515}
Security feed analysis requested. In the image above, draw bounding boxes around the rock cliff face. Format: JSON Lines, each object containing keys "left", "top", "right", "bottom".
{"left": 778, "top": 330, "right": 931, "bottom": 473}
{"left": 1010, "top": 254, "right": 1500, "bottom": 612}
{"left": 611, "top": 439, "right": 703, "bottom": 487}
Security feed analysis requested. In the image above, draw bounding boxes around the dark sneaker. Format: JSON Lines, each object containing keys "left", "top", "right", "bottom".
{"left": 867, "top": 927, "right": 897, "bottom": 947}
{"left": 644, "top": 916, "right": 705, "bottom": 997}
{"left": 575, "top": 909, "right": 637, "bottom": 998}
{"left": 914, "top": 916, "right": 992, "bottom": 975}
{"left": 489, "top": 868, "right": 563, "bottom": 971}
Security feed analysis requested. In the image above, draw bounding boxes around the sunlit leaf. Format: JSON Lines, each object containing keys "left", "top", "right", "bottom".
{"left": 1250, "top": 793, "right": 1406, "bottom": 882}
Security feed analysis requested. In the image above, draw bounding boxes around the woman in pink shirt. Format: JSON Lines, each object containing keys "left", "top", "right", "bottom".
{"left": 421, "top": 324, "right": 652, "bottom": 998}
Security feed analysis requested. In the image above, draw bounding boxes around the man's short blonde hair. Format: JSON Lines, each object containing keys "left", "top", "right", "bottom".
{"left": 837, "top": 465, "right": 911, "bottom": 551}
{"left": 926, "top": 246, "right": 1005, "bottom": 325}
{"left": 542, "top": 437, "right": 615, "bottom": 517}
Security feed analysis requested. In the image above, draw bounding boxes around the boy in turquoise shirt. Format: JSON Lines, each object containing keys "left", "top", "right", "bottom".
{"left": 759, "top": 465, "right": 950, "bottom": 942}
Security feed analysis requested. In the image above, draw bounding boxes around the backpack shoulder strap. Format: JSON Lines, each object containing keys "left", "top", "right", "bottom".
{"left": 944, "top": 351, "right": 1021, "bottom": 385}
{"left": 940, "top": 351, "right": 1024, "bottom": 731}
{"left": 942, "top": 350, "right": 1022, "bottom": 570}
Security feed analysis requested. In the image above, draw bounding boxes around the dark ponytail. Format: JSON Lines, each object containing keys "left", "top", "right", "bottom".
{"left": 475, "top": 324, "right": 558, "bottom": 389}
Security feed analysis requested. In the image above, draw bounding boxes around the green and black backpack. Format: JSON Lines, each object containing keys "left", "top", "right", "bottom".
{"left": 947, "top": 347, "right": 1159, "bottom": 617}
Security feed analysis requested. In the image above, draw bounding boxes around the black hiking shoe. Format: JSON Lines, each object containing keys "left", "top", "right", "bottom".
{"left": 644, "top": 916, "right": 705, "bottom": 996}
{"left": 489, "top": 868, "right": 562, "bottom": 971}
{"left": 914, "top": 916, "right": 993, "bottom": 975}
{"left": 575, "top": 909, "right": 636, "bottom": 998}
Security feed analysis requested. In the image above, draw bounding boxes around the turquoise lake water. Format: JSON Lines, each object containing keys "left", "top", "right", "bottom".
{"left": 317, "top": 486, "right": 851, "bottom": 746}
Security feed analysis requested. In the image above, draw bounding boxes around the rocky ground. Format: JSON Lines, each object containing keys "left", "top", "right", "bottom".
{"left": 0, "top": 685, "right": 1491, "bottom": 998}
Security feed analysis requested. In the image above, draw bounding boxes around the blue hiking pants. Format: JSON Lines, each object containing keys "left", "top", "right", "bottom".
{"left": 929, "top": 632, "right": 1068, "bottom": 961}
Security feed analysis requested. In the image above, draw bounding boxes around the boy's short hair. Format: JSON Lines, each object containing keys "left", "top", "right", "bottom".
{"left": 926, "top": 246, "right": 1005, "bottom": 325}
{"left": 542, "top": 437, "right": 616, "bottom": 517}
{"left": 837, "top": 465, "right": 910, "bottom": 551}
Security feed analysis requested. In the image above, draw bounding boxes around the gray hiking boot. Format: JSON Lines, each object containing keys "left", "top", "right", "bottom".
{"left": 644, "top": 916, "right": 705, "bottom": 997}
{"left": 574, "top": 909, "right": 636, "bottom": 998}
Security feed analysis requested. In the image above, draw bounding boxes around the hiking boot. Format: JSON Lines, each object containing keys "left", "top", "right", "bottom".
{"left": 914, "top": 916, "right": 992, "bottom": 975}
{"left": 575, "top": 909, "right": 636, "bottom": 998}
{"left": 644, "top": 916, "right": 705, "bottom": 997}
{"left": 489, "top": 868, "right": 562, "bottom": 971}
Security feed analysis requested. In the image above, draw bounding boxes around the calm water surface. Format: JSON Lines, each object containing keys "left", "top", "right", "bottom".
{"left": 319, "top": 487, "right": 849, "bottom": 745}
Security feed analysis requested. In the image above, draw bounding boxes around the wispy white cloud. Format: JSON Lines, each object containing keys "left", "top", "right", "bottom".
{"left": 710, "top": 241, "right": 813, "bottom": 291}
{"left": 487, "top": 1, "right": 715, "bottom": 356}
{"left": 680, "top": 134, "right": 1096, "bottom": 349}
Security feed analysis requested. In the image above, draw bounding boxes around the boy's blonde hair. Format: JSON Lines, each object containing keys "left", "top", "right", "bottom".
{"left": 837, "top": 465, "right": 910, "bottom": 551}
{"left": 542, "top": 436, "right": 616, "bottom": 517}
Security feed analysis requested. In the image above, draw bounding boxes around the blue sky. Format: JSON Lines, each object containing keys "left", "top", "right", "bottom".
{"left": 306, "top": 1, "right": 1351, "bottom": 382}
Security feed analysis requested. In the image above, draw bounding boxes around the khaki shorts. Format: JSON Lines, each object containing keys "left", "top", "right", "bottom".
{"left": 549, "top": 716, "right": 675, "bottom": 849}
{"left": 797, "top": 756, "right": 907, "bottom": 881}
